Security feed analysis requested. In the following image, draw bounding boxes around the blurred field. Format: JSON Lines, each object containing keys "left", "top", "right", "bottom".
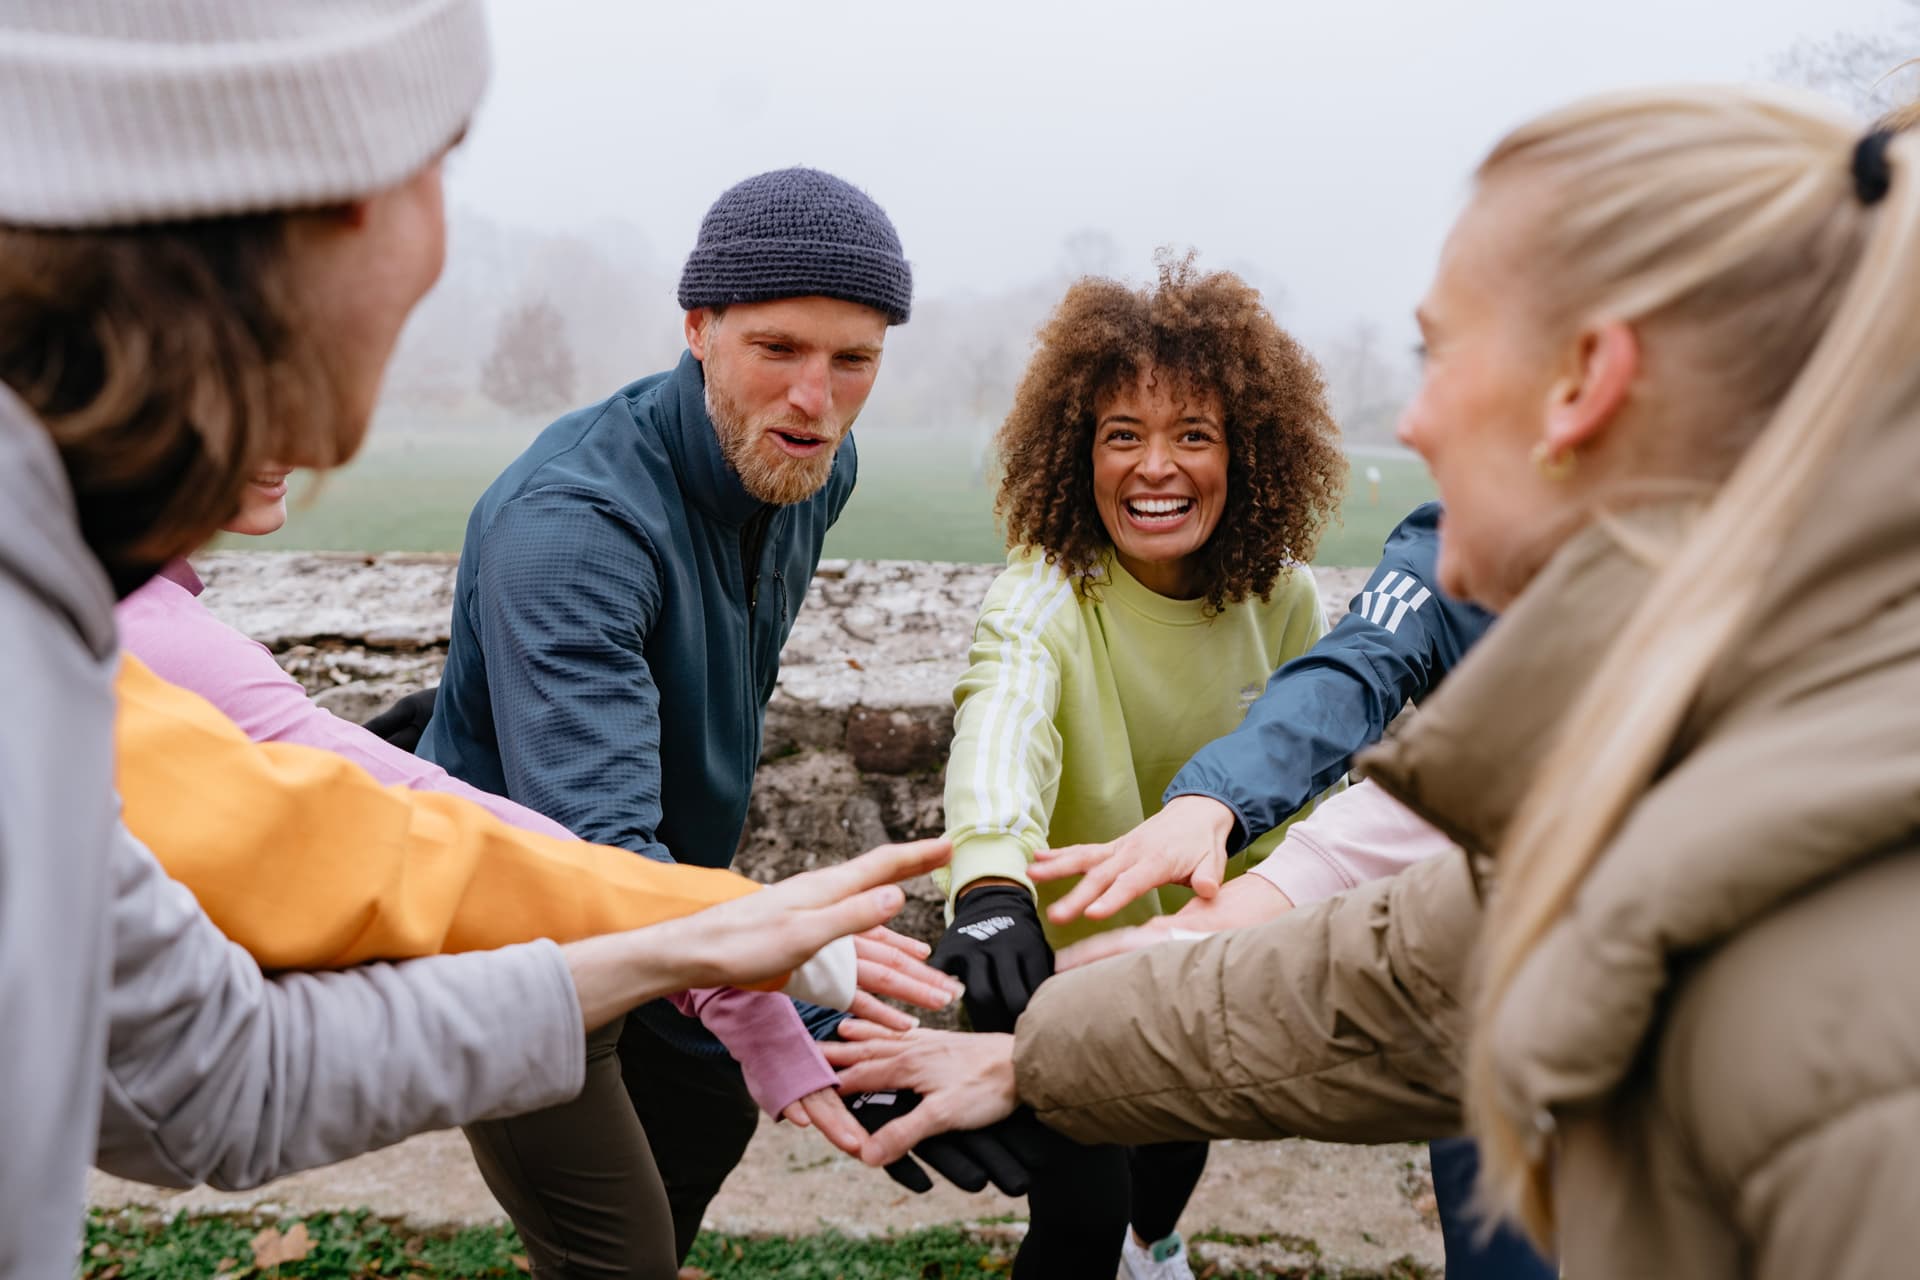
{"left": 232, "top": 420, "right": 1435, "bottom": 567}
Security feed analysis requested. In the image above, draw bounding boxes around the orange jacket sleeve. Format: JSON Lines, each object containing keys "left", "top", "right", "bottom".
{"left": 114, "top": 654, "right": 762, "bottom": 971}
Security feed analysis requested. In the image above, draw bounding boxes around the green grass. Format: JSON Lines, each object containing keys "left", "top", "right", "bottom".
{"left": 82, "top": 1208, "right": 1438, "bottom": 1279}
{"left": 227, "top": 417, "right": 1434, "bottom": 567}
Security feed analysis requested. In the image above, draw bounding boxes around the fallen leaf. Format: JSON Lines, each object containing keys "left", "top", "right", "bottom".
{"left": 251, "top": 1221, "right": 313, "bottom": 1270}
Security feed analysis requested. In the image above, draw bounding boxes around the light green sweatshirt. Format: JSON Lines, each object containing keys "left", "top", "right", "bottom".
{"left": 940, "top": 548, "right": 1333, "bottom": 947}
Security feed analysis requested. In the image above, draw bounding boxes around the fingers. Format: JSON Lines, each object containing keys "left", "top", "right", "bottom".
{"left": 1027, "top": 842, "right": 1111, "bottom": 883}
{"left": 1054, "top": 924, "right": 1161, "bottom": 971}
{"left": 1078, "top": 858, "right": 1183, "bottom": 921}
{"left": 854, "top": 937, "right": 962, "bottom": 1010}
{"left": 837, "top": 1017, "right": 909, "bottom": 1042}
{"left": 861, "top": 1107, "right": 957, "bottom": 1170}
{"left": 859, "top": 925, "right": 932, "bottom": 961}
{"left": 790, "top": 885, "right": 909, "bottom": 955}
{"left": 818, "top": 837, "right": 953, "bottom": 903}
{"left": 799, "top": 1089, "right": 867, "bottom": 1156}
{"left": 831, "top": 1057, "right": 916, "bottom": 1094}
{"left": 847, "top": 991, "right": 918, "bottom": 1032}
{"left": 1044, "top": 856, "right": 1126, "bottom": 923}
{"left": 1188, "top": 848, "right": 1228, "bottom": 900}
{"left": 782, "top": 1101, "right": 811, "bottom": 1128}
{"left": 908, "top": 1133, "right": 993, "bottom": 1194}
{"left": 944, "top": 1131, "right": 1031, "bottom": 1197}
{"left": 880, "top": 1153, "right": 934, "bottom": 1194}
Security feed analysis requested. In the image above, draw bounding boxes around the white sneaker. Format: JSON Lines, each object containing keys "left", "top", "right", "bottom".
{"left": 1120, "top": 1230, "right": 1196, "bottom": 1280}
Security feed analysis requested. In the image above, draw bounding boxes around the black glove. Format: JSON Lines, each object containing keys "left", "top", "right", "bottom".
{"left": 932, "top": 884, "right": 1054, "bottom": 1034}
{"left": 845, "top": 1089, "right": 1048, "bottom": 1197}
{"left": 362, "top": 685, "right": 439, "bottom": 752}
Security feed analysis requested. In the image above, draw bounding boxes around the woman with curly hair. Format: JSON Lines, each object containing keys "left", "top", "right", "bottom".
{"left": 926, "top": 257, "right": 1345, "bottom": 1279}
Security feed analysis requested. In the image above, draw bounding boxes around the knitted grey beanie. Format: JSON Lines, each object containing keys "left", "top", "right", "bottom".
{"left": 678, "top": 168, "right": 913, "bottom": 325}
{"left": 0, "top": 0, "right": 490, "bottom": 228}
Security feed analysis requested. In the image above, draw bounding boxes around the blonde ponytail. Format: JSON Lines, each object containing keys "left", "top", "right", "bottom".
{"left": 1461, "top": 89, "right": 1920, "bottom": 1245}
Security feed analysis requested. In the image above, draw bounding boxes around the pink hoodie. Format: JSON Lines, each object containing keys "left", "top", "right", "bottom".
{"left": 117, "top": 560, "right": 835, "bottom": 1116}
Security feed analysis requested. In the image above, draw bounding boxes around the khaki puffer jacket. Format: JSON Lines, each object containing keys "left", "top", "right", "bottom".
{"left": 1014, "top": 429, "right": 1920, "bottom": 1277}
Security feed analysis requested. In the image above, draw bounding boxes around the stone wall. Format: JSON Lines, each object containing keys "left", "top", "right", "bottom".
{"left": 194, "top": 552, "right": 1371, "bottom": 948}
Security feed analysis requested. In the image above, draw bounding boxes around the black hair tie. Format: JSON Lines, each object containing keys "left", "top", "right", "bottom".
{"left": 1853, "top": 129, "right": 1895, "bottom": 206}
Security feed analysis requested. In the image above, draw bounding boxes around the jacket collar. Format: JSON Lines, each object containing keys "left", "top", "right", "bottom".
{"left": 159, "top": 558, "right": 204, "bottom": 595}
{"left": 1357, "top": 498, "right": 1708, "bottom": 881}
{"left": 657, "top": 350, "right": 771, "bottom": 529}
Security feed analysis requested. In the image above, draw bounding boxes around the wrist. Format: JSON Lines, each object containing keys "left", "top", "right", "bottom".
{"left": 958, "top": 876, "right": 1032, "bottom": 903}
{"left": 562, "top": 924, "right": 701, "bottom": 1031}
{"left": 1164, "top": 793, "right": 1237, "bottom": 841}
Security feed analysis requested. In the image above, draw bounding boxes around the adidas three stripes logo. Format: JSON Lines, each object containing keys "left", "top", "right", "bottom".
{"left": 1356, "top": 570, "right": 1432, "bottom": 635}
{"left": 957, "top": 916, "right": 1016, "bottom": 942}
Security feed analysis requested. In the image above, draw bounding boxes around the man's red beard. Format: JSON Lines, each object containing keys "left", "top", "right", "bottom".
{"left": 706, "top": 379, "right": 845, "bottom": 506}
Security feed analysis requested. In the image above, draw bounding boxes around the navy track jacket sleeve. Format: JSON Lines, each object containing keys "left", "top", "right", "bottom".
{"left": 472, "top": 487, "right": 674, "bottom": 861}
{"left": 1164, "top": 504, "right": 1493, "bottom": 851}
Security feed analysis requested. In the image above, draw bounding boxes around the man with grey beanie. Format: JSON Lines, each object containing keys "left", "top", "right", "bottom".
{"left": 419, "top": 168, "right": 1019, "bottom": 1273}
{"left": 0, "top": 9, "right": 950, "bottom": 1279}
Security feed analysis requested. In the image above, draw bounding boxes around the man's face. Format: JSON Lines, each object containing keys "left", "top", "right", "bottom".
{"left": 686, "top": 297, "right": 888, "bottom": 505}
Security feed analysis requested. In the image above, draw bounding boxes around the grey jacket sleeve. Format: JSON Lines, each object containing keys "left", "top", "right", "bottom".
{"left": 1011, "top": 850, "right": 1480, "bottom": 1148}
{"left": 95, "top": 823, "right": 586, "bottom": 1190}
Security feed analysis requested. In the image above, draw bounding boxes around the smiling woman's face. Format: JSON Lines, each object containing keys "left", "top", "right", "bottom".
{"left": 222, "top": 465, "right": 292, "bottom": 536}
{"left": 1090, "top": 370, "right": 1227, "bottom": 599}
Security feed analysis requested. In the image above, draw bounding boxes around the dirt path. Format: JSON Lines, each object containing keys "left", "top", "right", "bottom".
{"left": 90, "top": 1120, "right": 1441, "bottom": 1274}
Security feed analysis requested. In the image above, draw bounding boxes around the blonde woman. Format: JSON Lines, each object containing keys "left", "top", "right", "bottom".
{"left": 829, "top": 86, "right": 1920, "bottom": 1276}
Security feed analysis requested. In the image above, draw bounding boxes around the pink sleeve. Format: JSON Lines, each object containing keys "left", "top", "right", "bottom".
{"left": 1249, "top": 779, "right": 1458, "bottom": 908}
{"left": 116, "top": 570, "right": 574, "bottom": 841}
{"left": 668, "top": 987, "right": 836, "bottom": 1116}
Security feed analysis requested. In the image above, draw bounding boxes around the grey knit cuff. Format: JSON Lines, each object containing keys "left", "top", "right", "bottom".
{"left": 0, "top": 0, "right": 491, "bottom": 228}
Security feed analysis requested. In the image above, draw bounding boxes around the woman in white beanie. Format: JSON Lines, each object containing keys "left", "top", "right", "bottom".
{"left": 0, "top": 6, "right": 945, "bottom": 1277}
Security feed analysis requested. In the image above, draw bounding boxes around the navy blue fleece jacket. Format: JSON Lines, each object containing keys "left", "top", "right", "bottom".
{"left": 420, "top": 353, "right": 855, "bottom": 1050}
{"left": 1165, "top": 503, "right": 1493, "bottom": 851}
{"left": 420, "top": 350, "right": 854, "bottom": 868}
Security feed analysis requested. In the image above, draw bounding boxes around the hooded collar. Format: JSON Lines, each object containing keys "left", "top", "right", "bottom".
{"left": 656, "top": 350, "right": 771, "bottom": 529}
{"left": 0, "top": 383, "right": 118, "bottom": 660}
{"left": 1356, "top": 498, "right": 1708, "bottom": 880}
{"left": 159, "top": 558, "right": 204, "bottom": 595}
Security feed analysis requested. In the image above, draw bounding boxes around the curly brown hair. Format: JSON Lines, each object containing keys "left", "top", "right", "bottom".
{"left": 994, "top": 254, "right": 1345, "bottom": 611}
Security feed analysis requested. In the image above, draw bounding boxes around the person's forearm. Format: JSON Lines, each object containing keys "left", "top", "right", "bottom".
{"left": 563, "top": 919, "right": 710, "bottom": 1030}
{"left": 98, "top": 825, "right": 589, "bottom": 1192}
{"left": 116, "top": 654, "right": 764, "bottom": 970}
{"left": 1013, "top": 852, "right": 1479, "bottom": 1148}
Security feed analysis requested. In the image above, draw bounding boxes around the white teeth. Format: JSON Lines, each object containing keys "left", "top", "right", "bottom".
{"left": 1126, "top": 498, "right": 1192, "bottom": 516}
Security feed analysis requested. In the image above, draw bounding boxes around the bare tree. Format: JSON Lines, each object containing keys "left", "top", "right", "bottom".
{"left": 1319, "top": 319, "right": 1416, "bottom": 445}
{"left": 480, "top": 298, "right": 578, "bottom": 416}
{"left": 1770, "top": 1, "right": 1920, "bottom": 120}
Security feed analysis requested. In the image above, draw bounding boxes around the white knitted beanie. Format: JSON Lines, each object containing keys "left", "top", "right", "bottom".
{"left": 0, "top": 0, "right": 490, "bottom": 228}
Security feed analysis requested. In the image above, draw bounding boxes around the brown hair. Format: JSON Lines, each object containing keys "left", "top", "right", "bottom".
{"left": 0, "top": 217, "right": 344, "bottom": 593}
{"left": 993, "top": 255, "right": 1345, "bottom": 611}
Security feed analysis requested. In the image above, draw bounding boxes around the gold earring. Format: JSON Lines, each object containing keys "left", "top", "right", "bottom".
{"left": 1531, "top": 440, "right": 1577, "bottom": 481}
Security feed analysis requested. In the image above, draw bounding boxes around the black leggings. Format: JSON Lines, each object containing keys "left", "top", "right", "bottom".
{"left": 1015, "top": 1136, "right": 1210, "bottom": 1280}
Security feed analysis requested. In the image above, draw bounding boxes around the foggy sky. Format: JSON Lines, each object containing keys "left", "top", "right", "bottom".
{"left": 447, "top": 0, "right": 1906, "bottom": 341}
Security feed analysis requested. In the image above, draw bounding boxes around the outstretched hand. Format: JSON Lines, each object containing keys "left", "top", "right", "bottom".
{"left": 566, "top": 838, "right": 953, "bottom": 1029}
{"left": 930, "top": 882, "right": 1053, "bottom": 1033}
{"left": 823, "top": 1020, "right": 1022, "bottom": 1169}
{"left": 1030, "top": 795, "right": 1237, "bottom": 923}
